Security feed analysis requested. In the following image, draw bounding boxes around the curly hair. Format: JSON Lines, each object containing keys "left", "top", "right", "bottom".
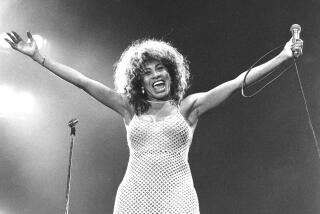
{"left": 114, "top": 39, "right": 190, "bottom": 114}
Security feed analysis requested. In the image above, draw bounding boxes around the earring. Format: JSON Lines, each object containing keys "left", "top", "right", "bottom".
{"left": 141, "top": 87, "right": 145, "bottom": 94}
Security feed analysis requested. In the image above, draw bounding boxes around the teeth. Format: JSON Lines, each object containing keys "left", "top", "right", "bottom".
{"left": 153, "top": 81, "right": 165, "bottom": 87}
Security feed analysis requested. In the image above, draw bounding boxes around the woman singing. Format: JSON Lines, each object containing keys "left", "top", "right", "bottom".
{"left": 5, "top": 32, "right": 303, "bottom": 213}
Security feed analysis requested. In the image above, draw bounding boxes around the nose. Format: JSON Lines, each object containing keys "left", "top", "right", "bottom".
{"left": 153, "top": 72, "right": 161, "bottom": 78}
{"left": 151, "top": 69, "right": 161, "bottom": 78}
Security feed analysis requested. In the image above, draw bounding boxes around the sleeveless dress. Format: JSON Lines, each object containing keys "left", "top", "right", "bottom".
{"left": 113, "top": 109, "right": 200, "bottom": 214}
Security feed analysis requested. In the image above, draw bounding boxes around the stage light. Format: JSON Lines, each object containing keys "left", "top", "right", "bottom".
{"left": 0, "top": 85, "right": 15, "bottom": 114}
{"left": 29, "top": 34, "right": 47, "bottom": 50}
{"left": 0, "top": 32, "right": 47, "bottom": 50}
{"left": 0, "top": 85, "right": 35, "bottom": 117}
{"left": 15, "top": 91, "right": 35, "bottom": 114}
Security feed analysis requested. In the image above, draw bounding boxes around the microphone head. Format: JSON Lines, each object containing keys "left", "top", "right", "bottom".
{"left": 68, "top": 118, "right": 79, "bottom": 127}
{"left": 290, "top": 24, "right": 301, "bottom": 32}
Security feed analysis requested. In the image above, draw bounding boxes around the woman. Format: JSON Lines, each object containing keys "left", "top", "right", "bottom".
{"left": 5, "top": 32, "right": 303, "bottom": 213}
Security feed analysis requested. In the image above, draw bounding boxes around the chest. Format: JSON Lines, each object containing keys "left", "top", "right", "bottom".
{"left": 126, "top": 113, "right": 193, "bottom": 152}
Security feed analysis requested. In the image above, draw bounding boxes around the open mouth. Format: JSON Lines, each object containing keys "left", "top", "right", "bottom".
{"left": 152, "top": 80, "right": 166, "bottom": 91}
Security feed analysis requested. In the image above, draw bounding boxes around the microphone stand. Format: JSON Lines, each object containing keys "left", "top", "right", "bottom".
{"left": 65, "top": 119, "right": 78, "bottom": 214}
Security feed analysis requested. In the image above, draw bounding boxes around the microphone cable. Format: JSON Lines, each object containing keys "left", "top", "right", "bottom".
{"left": 241, "top": 46, "right": 320, "bottom": 160}
{"left": 241, "top": 45, "right": 293, "bottom": 98}
{"left": 293, "top": 59, "right": 320, "bottom": 160}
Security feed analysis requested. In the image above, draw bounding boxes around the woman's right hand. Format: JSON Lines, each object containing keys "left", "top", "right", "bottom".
{"left": 5, "top": 31, "right": 39, "bottom": 58}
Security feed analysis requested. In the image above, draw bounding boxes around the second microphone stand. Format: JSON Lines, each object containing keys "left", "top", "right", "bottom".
{"left": 65, "top": 118, "right": 78, "bottom": 214}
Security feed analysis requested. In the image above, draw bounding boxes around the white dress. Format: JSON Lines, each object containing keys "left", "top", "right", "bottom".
{"left": 113, "top": 109, "right": 200, "bottom": 214}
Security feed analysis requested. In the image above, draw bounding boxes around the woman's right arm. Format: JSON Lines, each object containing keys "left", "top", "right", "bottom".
{"left": 6, "top": 31, "right": 132, "bottom": 117}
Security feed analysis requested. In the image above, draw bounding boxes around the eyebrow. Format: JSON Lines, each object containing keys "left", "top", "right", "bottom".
{"left": 144, "top": 62, "right": 163, "bottom": 70}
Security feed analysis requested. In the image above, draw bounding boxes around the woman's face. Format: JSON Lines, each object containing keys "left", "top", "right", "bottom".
{"left": 141, "top": 60, "right": 172, "bottom": 101}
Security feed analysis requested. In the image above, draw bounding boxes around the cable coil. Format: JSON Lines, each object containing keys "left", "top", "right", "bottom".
{"left": 241, "top": 47, "right": 320, "bottom": 160}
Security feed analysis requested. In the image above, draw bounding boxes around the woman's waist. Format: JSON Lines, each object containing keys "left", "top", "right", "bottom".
{"left": 121, "top": 164, "right": 194, "bottom": 187}
{"left": 125, "top": 152, "right": 192, "bottom": 179}
{"left": 129, "top": 148, "right": 188, "bottom": 158}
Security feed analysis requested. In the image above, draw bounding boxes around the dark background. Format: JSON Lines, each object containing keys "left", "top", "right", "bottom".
{"left": 1, "top": 0, "right": 320, "bottom": 213}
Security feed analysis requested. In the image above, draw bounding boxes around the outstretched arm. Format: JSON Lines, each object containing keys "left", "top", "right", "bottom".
{"left": 5, "top": 31, "right": 132, "bottom": 117}
{"left": 182, "top": 38, "right": 303, "bottom": 125}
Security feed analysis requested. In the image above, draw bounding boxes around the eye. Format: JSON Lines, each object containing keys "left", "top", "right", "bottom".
{"left": 157, "top": 65, "right": 166, "bottom": 71}
{"left": 143, "top": 69, "right": 151, "bottom": 75}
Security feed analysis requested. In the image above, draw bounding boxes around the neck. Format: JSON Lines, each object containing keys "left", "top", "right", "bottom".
{"left": 146, "top": 99, "right": 174, "bottom": 112}
{"left": 147, "top": 99, "right": 172, "bottom": 104}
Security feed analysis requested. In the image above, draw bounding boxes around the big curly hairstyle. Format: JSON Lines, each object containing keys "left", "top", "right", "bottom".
{"left": 114, "top": 39, "right": 190, "bottom": 114}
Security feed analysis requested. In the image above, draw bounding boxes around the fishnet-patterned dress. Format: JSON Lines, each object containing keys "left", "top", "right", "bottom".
{"left": 113, "top": 109, "right": 200, "bottom": 214}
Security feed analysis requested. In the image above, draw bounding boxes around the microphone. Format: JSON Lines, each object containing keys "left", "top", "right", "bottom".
{"left": 68, "top": 118, "right": 78, "bottom": 128}
{"left": 68, "top": 118, "right": 78, "bottom": 136}
{"left": 290, "top": 24, "right": 302, "bottom": 57}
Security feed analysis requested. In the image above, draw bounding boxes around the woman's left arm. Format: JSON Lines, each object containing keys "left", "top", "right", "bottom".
{"left": 182, "top": 38, "right": 303, "bottom": 124}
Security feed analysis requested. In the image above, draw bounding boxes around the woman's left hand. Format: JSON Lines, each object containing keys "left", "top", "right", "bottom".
{"left": 282, "top": 38, "right": 304, "bottom": 59}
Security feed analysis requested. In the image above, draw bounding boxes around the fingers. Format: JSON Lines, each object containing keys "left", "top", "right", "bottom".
{"left": 6, "top": 31, "right": 33, "bottom": 43}
{"left": 291, "top": 39, "right": 303, "bottom": 57}
{"left": 27, "top": 31, "right": 34, "bottom": 41}
{"left": 6, "top": 32, "right": 19, "bottom": 43}
{"left": 293, "top": 47, "right": 303, "bottom": 58}
{"left": 12, "top": 31, "right": 23, "bottom": 42}
{"left": 4, "top": 38, "right": 17, "bottom": 49}
{"left": 6, "top": 31, "right": 24, "bottom": 47}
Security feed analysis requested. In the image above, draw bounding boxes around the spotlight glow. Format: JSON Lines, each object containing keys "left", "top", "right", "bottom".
{"left": 28, "top": 34, "right": 47, "bottom": 50}
{"left": 0, "top": 85, "right": 35, "bottom": 117}
{"left": 0, "top": 32, "right": 47, "bottom": 50}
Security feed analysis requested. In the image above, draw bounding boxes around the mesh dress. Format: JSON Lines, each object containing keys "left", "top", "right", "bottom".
{"left": 113, "top": 108, "right": 200, "bottom": 214}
